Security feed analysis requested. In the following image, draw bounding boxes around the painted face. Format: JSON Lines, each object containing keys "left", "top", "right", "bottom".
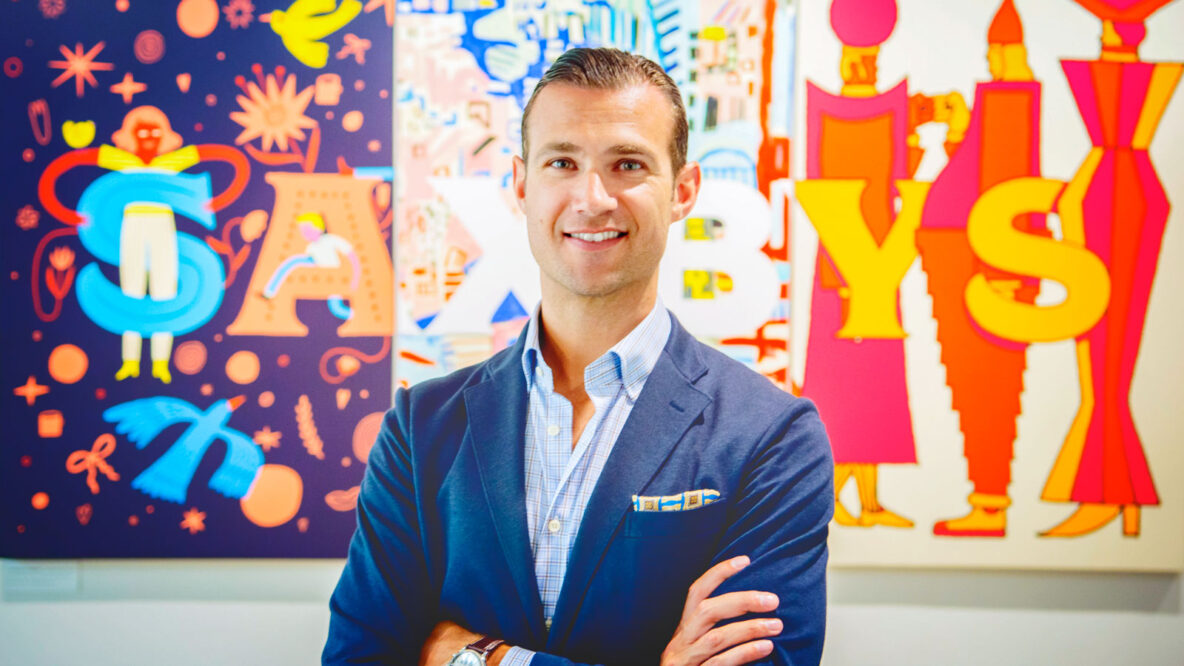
{"left": 299, "top": 221, "right": 324, "bottom": 242}
{"left": 132, "top": 121, "right": 164, "bottom": 160}
{"left": 513, "top": 83, "right": 698, "bottom": 304}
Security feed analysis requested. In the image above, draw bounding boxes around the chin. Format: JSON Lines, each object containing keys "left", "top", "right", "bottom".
{"left": 559, "top": 277, "right": 620, "bottom": 299}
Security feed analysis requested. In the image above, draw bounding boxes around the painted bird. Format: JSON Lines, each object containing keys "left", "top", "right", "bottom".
{"left": 103, "top": 395, "right": 263, "bottom": 504}
{"left": 263, "top": 0, "right": 363, "bottom": 68}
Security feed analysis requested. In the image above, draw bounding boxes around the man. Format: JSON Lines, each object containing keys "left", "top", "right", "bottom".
{"left": 324, "top": 48, "right": 833, "bottom": 665}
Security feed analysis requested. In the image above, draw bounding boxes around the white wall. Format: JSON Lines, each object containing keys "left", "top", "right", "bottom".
{"left": 2, "top": 560, "right": 1182, "bottom": 665}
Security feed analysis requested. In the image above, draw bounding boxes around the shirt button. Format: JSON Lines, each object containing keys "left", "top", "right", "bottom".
{"left": 547, "top": 425, "right": 560, "bottom": 436}
{"left": 547, "top": 518, "right": 562, "bottom": 533}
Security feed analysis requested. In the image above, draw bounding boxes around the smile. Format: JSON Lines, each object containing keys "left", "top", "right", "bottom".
{"left": 565, "top": 231, "right": 626, "bottom": 242}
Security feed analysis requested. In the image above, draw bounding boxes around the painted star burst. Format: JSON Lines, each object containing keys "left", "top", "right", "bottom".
{"left": 230, "top": 69, "right": 316, "bottom": 151}
{"left": 49, "top": 42, "right": 115, "bottom": 98}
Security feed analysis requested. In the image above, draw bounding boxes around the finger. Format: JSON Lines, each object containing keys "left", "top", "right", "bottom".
{"left": 686, "top": 590, "right": 779, "bottom": 638}
{"left": 702, "top": 639, "right": 775, "bottom": 666}
{"left": 685, "top": 618, "right": 782, "bottom": 664}
{"left": 682, "top": 556, "right": 751, "bottom": 622}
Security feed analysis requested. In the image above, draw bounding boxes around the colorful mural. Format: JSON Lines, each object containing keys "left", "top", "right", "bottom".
{"left": 797, "top": 0, "right": 1184, "bottom": 570}
{"left": 4, "top": 0, "right": 1181, "bottom": 571}
{"left": 390, "top": 0, "right": 797, "bottom": 390}
{"left": 2, "top": 0, "right": 394, "bottom": 557}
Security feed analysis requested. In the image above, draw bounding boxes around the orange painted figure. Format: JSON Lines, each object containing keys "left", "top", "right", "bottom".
{"left": 917, "top": 0, "right": 1047, "bottom": 537}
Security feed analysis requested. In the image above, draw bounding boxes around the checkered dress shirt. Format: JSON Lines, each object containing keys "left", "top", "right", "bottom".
{"left": 499, "top": 298, "right": 671, "bottom": 666}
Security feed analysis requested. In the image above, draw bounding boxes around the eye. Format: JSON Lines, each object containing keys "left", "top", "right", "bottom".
{"left": 547, "top": 158, "right": 574, "bottom": 170}
{"left": 618, "top": 159, "right": 644, "bottom": 171}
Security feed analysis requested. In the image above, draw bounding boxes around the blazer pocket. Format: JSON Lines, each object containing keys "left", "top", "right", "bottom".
{"left": 623, "top": 499, "right": 728, "bottom": 539}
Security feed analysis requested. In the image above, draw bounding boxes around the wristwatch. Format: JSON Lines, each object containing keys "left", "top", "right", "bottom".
{"left": 445, "top": 636, "right": 505, "bottom": 666}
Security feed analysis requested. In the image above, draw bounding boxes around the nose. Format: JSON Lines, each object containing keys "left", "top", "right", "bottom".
{"left": 574, "top": 170, "right": 617, "bottom": 216}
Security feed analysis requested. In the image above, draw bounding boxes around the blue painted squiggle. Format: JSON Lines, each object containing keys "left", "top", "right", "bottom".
{"left": 75, "top": 170, "right": 225, "bottom": 336}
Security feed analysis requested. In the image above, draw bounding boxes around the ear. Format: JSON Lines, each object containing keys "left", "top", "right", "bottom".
{"left": 512, "top": 155, "right": 528, "bottom": 213}
{"left": 670, "top": 161, "right": 701, "bottom": 223}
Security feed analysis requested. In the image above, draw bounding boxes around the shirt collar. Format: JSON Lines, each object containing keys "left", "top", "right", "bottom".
{"left": 521, "top": 297, "right": 671, "bottom": 401}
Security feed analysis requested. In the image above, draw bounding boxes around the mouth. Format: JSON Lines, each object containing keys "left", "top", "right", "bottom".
{"left": 564, "top": 230, "right": 626, "bottom": 243}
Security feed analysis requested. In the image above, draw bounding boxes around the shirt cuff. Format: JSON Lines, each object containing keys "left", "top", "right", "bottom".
{"left": 499, "top": 646, "right": 535, "bottom": 666}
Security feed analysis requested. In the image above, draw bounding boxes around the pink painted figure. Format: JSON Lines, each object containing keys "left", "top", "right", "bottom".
{"left": 1040, "top": 0, "right": 1181, "bottom": 538}
{"left": 802, "top": 0, "right": 916, "bottom": 528}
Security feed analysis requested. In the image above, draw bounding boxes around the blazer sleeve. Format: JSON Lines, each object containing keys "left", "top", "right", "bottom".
{"left": 711, "top": 397, "right": 835, "bottom": 665}
{"left": 323, "top": 389, "right": 437, "bottom": 663}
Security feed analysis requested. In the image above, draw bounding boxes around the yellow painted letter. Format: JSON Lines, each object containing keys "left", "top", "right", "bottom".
{"left": 965, "top": 177, "right": 1109, "bottom": 343}
{"left": 795, "top": 179, "right": 930, "bottom": 339}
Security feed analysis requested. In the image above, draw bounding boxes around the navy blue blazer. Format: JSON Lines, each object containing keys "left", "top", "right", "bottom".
{"left": 324, "top": 313, "right": 834, "bottom": 665}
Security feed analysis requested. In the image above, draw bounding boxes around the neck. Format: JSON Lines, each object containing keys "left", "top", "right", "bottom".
{"left": 537, "top": 281, "right": 657, "bottom": 396}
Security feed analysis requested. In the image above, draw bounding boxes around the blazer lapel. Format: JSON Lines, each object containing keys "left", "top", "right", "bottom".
{"left": 463, "top": 337, "right": 548, "bottom": 644}
{"left": 547, "top": 318, "right": 711, "bottom": 649}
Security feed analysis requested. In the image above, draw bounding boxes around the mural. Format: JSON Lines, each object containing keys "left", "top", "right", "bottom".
{"left": 391, "top": 0, "right": 797, "bottom": 390}
{"left": 4, "top": 0, "right": 1181, "bottom": 571}
{"left": 1, "top": 0, "right": 394, "bottom": 557}
{"left": 797, "top": 0, "right": 1184, "bottom": 570}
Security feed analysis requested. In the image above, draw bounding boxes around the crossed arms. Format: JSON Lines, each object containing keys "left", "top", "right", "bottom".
{"left": 324, "top": 386, "right": 833, "bottom": 665}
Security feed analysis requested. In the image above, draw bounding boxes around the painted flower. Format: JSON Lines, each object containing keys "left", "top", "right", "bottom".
{"left": 179, "top": 507, "right": 207, "bottom": 534}
{"left": 253, "top": 425, "right": 282, "bottom": 452}
{"left": 49, "top": 246, "right": 76, "bottom": 271}
{"left": 39, "top": 0, "right": 65, "bottom": 19}
{"left": 230, "top": 70, "right": 317, "bottom": 151}
{"left": 223, "top": 0, "right": 254, "bottom": 29}
{"left": 16, "top": 205, "right": 40, "bottom": 230}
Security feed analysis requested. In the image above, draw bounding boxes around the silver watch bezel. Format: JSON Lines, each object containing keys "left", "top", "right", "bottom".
{"left": 445, "top": 646, "right": 487, "bottom": 666}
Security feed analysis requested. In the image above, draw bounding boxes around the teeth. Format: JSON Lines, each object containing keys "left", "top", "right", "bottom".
{"left": 569, "top": 231, "right": 624, "bottom": 242}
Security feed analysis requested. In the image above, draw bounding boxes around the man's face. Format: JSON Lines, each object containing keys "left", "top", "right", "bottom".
{"left": 513, "top": 83, "right": 699, "bottom": 305}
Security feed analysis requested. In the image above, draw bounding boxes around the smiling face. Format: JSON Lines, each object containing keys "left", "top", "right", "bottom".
{"left": 513, "top": 82, "right": 699, "bottom": 309}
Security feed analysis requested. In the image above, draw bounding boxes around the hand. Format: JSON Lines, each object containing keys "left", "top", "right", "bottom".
{"left": 418, "top": 621, "right": 511, "bottom": 666}
{"left": 660, "top": 556, "right": 782, "bottom": 666}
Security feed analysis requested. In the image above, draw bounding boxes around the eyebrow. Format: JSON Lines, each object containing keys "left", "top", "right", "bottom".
{"left": 607, "top": 144, "right": 658, "bottom": 162}
{"left": 535, "top": 141, "right": 659, "bottom": 163}
{"left": 536, "top": 141, "right": 580, "bottom": 157}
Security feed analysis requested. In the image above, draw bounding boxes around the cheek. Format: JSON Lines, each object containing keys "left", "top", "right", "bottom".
{"left": 523, "top": 214, "right": 549, "bottom": 253}
{"left": 524, "top": 192, "right": 566, "bottom": 227}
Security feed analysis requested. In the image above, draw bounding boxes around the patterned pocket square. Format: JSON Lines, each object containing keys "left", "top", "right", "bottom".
{"left": 632, "top": 489, "right": 721, "bottom": 512}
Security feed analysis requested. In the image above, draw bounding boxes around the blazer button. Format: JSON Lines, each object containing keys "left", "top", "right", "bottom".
{"left": 547, "top": 518, "right": 561, "bottom": 533}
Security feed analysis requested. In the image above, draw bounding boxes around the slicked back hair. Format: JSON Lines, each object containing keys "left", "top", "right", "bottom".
{"left": 520, "top": 48, "right": 689, "bottom": 177}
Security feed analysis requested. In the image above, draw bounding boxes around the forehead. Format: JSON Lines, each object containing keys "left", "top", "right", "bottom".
{"left": 526, "top": 83, "right": 674, "bottom": 159}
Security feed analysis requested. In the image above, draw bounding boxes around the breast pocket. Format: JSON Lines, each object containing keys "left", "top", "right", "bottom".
{"left": 622, "top": 499, "right": 728, "bottom": 539}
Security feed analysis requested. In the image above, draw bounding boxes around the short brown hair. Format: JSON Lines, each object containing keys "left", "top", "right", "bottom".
{"left": 520, "top": 48, "right": 689, "bottom": 176}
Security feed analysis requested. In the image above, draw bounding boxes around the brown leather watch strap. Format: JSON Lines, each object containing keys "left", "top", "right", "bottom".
{"left": 466, "top": 636, "right": 505, "bottom": 657}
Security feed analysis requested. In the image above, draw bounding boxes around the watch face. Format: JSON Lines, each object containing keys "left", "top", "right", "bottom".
{"left": 448, "top": 649, "right": 484, "bottom": 666}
